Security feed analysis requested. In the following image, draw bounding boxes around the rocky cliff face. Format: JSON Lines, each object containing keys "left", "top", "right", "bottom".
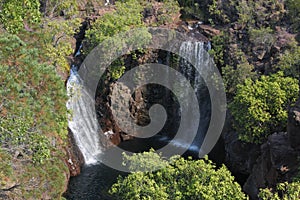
{"left": 223, "top": 99, "right": 300, "bottom": 199}
{"left": 288, "top": 99, "right": 300, "bottom": 149}
{"left": 65, "top": 128, "right": 84, "bottom": 176}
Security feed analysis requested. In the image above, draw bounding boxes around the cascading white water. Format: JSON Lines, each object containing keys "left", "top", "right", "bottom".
{"left": 66, "top": 66, "right": 102, "bottom": 164}
{"left": 179, "top": 41, "right": 209, "bottom": 95}
{"left": 163, "top": 41, "right": 211, "bottom": 155}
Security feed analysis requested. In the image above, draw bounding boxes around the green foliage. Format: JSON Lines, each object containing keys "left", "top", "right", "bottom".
{"left": 41, "top": 0, "right": 78, "bottom": 18}
{"left": 278, "top": 45, "right": 300, "bottom": 80}
{"left": 0, "top": 0, "right": 41, "bottom": 33}
{"left": 110, "top": 150, "right": 247, "bottom": 199}
{"left": 156, "top": 0, "right": 180, "bottom": 26}
{"left": 122, "top": 149, "right": 169, "bottom": 172}
{"left": 0, "top": 150, "right": 14, "bottom": 187}
{"left": 86, "top": 0, "right": 156, "bottom": 79}
{"left": 208, "top": 0, "right": 230, "bottom": 25}
{"left": 249, "top": 27, "right": 275, "bottom": 47}
{"left": 20, "top": 157, "right": 68, "bottom": 199}
{"left": 236, "top": 0, "right": 285, "bottom": 29}
{"left": 236, "top": 0, "right": 254, "bottom": 28}
{"left": 230, "top": 72, "right": 299, "bottom": 144}
{"left": 222, "top": 48, "right": 256, "bottom": 96}
{"left": 41, "top": 17, "right": 81, "bottom": 72}
{"left": 286, "top": 0, "right": 300, "bottom": 31}
{"left": 222, "top": 63, "right": 255, "bottom": 96}
{"left": 109, "top": 59, "right": 126, "bottom": 80}
{"left": 177, "top": 0, "right": 206, "bottom": 20}
{"left": 209, "top": 32, "right": 226, "bottom": 67}
{"left": 0, "top": 33, "right": 68, "bottom": 163}
{"left": 86, "top": 0, "right": 145, "bottom": 46}
{"left": 248, "top": 27, "right": 276, "bottom": 60}
{"left": 259, "top": 181, "right": 300, "bottom": 200}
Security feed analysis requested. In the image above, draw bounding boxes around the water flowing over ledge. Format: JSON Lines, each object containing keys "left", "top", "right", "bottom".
{"left": 66, "top": 66, "right": 102, "bottom": 165}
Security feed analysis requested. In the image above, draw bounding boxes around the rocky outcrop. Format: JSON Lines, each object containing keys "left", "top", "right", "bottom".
{"left": 223, "top": 130, "right": 260, "bottom": 175}
{"left": 243, "top": 132, "right": 299, "bottom": 199}
{"left": 288, "top": 99, "right": 300, "bottom": 149}
{"left": 222, "top": 114, "right": 261, "bottom": 185}
{"left": 65, "top": 128, "right": 84, "bottom": 176}
{"left": 243, "top": 100, "right": 300, "bottom": 199}
{"left": 223, "top": 99, "right": 300, "bottom": 199}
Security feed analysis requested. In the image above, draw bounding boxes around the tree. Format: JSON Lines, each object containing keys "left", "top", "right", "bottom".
{"left": 229, "top": 72, "right": 299, "bottom": 144}
{"left": 109, "top": 150, "right": 247, "bottom": 200}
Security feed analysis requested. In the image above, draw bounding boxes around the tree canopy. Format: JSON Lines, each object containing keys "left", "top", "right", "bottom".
{"left": 110, "top": 150, "right": 247, "bottom": 200}
{"left": 230, "top": 72, "right": 299, "bottom": 144}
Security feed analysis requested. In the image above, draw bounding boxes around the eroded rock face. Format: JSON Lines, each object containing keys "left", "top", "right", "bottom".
{"left": 221, "top": 112, "right": 260, "bottom": 176}
{"left": 243, "top": 132, "right": 299, "bottom": 199}
{"left": 241, "top": 99, "right": 300, "bottom": 199}
{"left": 288, "top": 100, "right": 300, "bottom": 149}
{"left": 223, "top": 130, "right": 260, "bottom": 175}
{"left": 65, "top": 128, "right": 84, "bottom": 176}
{"left": 223, "top": 98, "right": 300, "bottom": 199}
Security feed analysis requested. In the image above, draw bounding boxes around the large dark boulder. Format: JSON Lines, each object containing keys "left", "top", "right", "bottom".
{"left": 288, "top": 99, "right": 300, "bottom": 150}
{"left": 243, "top": 132, "right": 299, "bottom": 199}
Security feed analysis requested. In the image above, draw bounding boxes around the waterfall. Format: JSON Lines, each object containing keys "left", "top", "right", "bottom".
{"left": 165, "top": 41, "right": 211, "bottom": 155}
{"left": 179, "top": 41, "right": 210, "bottom": 95}
{"left": 65, "top": 40, "right": 211, "bottom": 164}
{"left": 66, "top": 66, "right": 102, "bottom": 165}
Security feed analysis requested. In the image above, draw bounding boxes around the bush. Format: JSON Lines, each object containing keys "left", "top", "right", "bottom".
{"left": 222, "top": 62, "right": 255, "bottom": 96}
{"left": 86, "top": 0, "right": 145, "bottom": 47}
{"left": 259, "top": 181, "right": 300, "bottom": 200}
{"left": 286, "top": 0, "right": 300, "bottom": 32}
{"left": 110, "top": 150, "right": 247, "bottom": 199}
{"left": 278, "top": 46, "right": 300, "bottom": 80}
{"left": 229, "top": 72, "right": 299, "bottom": 144}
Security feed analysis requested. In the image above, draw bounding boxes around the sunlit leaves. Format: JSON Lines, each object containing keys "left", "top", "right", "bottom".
{"left": 0, "top": 0, "right": 41, "bottom": 33}
{"left": 110, "top": 151, "right": 247, "bottom": 199}
{"left": 259, "top": 181, "right": 300, "bottom": 200}
{"left": 230, "top": 72, "right": 299, "bottom": 144}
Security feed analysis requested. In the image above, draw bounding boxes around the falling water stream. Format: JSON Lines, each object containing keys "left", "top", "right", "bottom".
{"left": 66, "top": 66, "right": 102, "bottom": 164}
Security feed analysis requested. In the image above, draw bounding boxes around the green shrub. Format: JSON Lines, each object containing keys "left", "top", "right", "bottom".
{"left": 110, "top": 150, "right": 247, "bottom": 199}
{"left": 177, "top": 0, "right": 207, "bottom": 20}
{"left": 286, "top": 0, "right": 300, "bottom": 32}
{"left": 259, "top": 181, "right": 300, "bottom": 200}
{"left": 209, "top": 32, "right": 226, "bottom": 67}
{"left": 229, "top": 72, "right": 299, "bottom": 144}
{"left": 222, "top": 63, "right": 255, "bottom": 96}
{"left": 278, "top": 46, "right": 300, "bottom": 80}
{"left": 86, "top": 0, "right": 145, "bottom": 47}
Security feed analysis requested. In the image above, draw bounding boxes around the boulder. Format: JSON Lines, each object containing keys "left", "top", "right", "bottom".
{"left": 244, "top": 132, "right": 299, "bottom": 199}
{"left": 288, "top": 99, "right": 300, "bottom": 150}
{"left": 65, "top": 128, "right": 84, "bottom": 177}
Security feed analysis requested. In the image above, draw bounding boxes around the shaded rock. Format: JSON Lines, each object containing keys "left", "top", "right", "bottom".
{"left": 288, "top": 99, "right": 300, "bottom": 150}
{"left": 223, "top": 130, "right": 260, "bottom": 175}
{"left": 198, "top": 24, "right": 221, "bottom": 37}
{"left": 243, "top": 132, "right": 299, "bottom": 199}
{"left": 65, "top": 128, "right": 84, "bottom": 176}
